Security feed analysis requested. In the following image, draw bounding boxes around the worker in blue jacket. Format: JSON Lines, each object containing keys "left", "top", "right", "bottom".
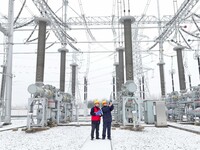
{"left": 101, "top": 100, "right": 114, "bottom": 140}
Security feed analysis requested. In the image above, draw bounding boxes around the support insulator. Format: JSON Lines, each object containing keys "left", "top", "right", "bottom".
{"left": 35, "top": 17, "right": 50, "bottom": 84}
{"left": 116, "top": 47, "right": 125, "bottom": 91}
{"left": 119, "top": 16, "right": 135, "bottom": 81}
{"left": 58, "top": 48, "right": 69, "bottom": 92}
{"left": 157, "top": 62, "right": 166, "bottom": 96}
{"left": 70, "top": 63, "right": 78, "bottom": 98}
{"left": 174, "top": 46, "right": 186, "bottom": 91}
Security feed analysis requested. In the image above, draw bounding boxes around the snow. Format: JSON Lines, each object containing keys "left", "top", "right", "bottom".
{"left": 0, "top": 118, "right": 26, "bottom": 131}
{"left": 0, "top": 120, "right": 200, "bottom": 150}
{"left": 81, "top": 138, "right": 111, "bottom": 150}
{"left": 0, "top": 126, "right": 90, "bottom": 150}
{"left": 112, "top": 127, "right": 200, "bottom": 150}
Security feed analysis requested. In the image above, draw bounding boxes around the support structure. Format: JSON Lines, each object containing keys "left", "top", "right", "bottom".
{"left": 70, "top": 63, "right": 78, "bottom": 121}
{"left": 119, "top": 16, "right": 135, "bottom": 81}
{"left": 71, "top": 63, "right": 78, "bottom": 98}
{"left": 58, "top": 48, "right": 68, "bottom": 92}
{"left": 35, "top": 17, "right": 50, "bottom": 84}
{"left": 0, "top": 65, "right": 6, "bottom": 104}
{"left": 116, "top": 47, "right": 125, "bottom": 91}
{"left": 4, "top": 0, "right": 15, "bottom": 124}
{"left": 174, "top": 46, "right": 186, "bottom": 91}
{"left": 157, "top": 0, "right": 166, "bottom": 97}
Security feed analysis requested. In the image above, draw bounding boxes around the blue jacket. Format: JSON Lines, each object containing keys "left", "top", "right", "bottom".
{"left": 101, "top": 105, "right": 114, "bottom": 122}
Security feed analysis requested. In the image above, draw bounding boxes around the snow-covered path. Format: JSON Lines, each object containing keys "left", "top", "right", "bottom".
{"left": 81, "top": 138, "right": 112, "bottom": 150}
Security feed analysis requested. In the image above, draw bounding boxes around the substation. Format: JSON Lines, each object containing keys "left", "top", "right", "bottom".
{"left": 0, "top": 0, "right": 200, "bottom": 150}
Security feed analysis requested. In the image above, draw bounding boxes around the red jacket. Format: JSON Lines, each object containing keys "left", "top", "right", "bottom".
{"left": 90, "top": 106, "right": 101, "bottom": 121}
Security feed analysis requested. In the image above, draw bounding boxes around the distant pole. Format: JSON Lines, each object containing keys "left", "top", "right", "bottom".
{"left": 174, "top": 46, "right": 186, "bottom": 91}
{"left": 171, "top": 73, "right": 175, "bottom": 92}
{"left": 197, "top": 57, "right": 200, "bottom": 80}
{"left": 84, "top": 77, "right": 88, "bottom": 102}
{"left": 139, "top": 78, "right": 142, "bottom": 99}
{"left": 83, "top": 76, "right": 88, "bottom": 116}
{"left": 4, "top": 0, "right": 15, "bottom": 124}
{"left": 189, "top": 75, "right": 192, "bottom": 90}
{"left": 142, "top": 76, "right": 145, "bottom": 100}
{"left": 119, "top": 16, "right": 135, "bottom": 81}
{"left": 114, "top": 63, "right": 120, "bottom": 94}
{"left": 112, "top": 76, "right": 116, "bottom": 101}
{"left": 58, "top": 48, "right": 68, "bottom": 92}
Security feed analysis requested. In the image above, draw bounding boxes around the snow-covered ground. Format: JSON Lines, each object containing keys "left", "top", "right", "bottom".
{"left": 0, "top": 118, "right": 26, "bottom": 131}
{"left": 0, "top": 120, "right": 200, "bottom": 150}
{"left": 168, "top": 122, "right": 200, "bottom": 133}
{"left": 0, "top": 126, "right": 91, "bottom": 150}
{"left": 112, "top": 127, "right": 200, "bottom": 150}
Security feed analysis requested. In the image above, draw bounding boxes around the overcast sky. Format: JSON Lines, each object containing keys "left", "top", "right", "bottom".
{"left": 1, "top": 0, "right": 200, "bottom": 107}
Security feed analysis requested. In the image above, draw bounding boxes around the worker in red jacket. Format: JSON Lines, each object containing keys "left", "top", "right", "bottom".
{"left": 90, "top": 99, "right": 102, "bottom": 140}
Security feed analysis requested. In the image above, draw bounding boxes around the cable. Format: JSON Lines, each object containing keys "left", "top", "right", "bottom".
{"left": 24, "top": 25, "right": 37, "bottom": 43}
{"left": 14, "top": 19, "right": 34, "bottom": 29}
{"left": 192, "top": 15, "right": 200, "bottom": 32}
{"left": 19, "top": 0, "right": 34, "bottom": 16}
{"left": 178, "top": 29, "right": 191, "bottom": 49}
{"left": 123, "top": 0, "right": 126, "bottom": 15}
{"left": 128, "top": 0, "right": 130, "bottom": 15}
{"left": 181, "top": 28, "right": 200, "bottom": 39}
{"left": 14, "top": 0, "right": 26, "bottom": 24}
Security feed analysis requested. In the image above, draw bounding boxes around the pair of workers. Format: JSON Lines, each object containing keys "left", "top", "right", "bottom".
{"left": 90, "top": 100, "right": 114, "bottom": 140}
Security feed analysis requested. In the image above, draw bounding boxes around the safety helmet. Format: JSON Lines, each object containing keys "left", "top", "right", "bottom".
{"left": 94, "top": 99, "right": 99, "bottom": 104}
{"left": 102, "top": 100, "right": 107, "bottom": 105}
